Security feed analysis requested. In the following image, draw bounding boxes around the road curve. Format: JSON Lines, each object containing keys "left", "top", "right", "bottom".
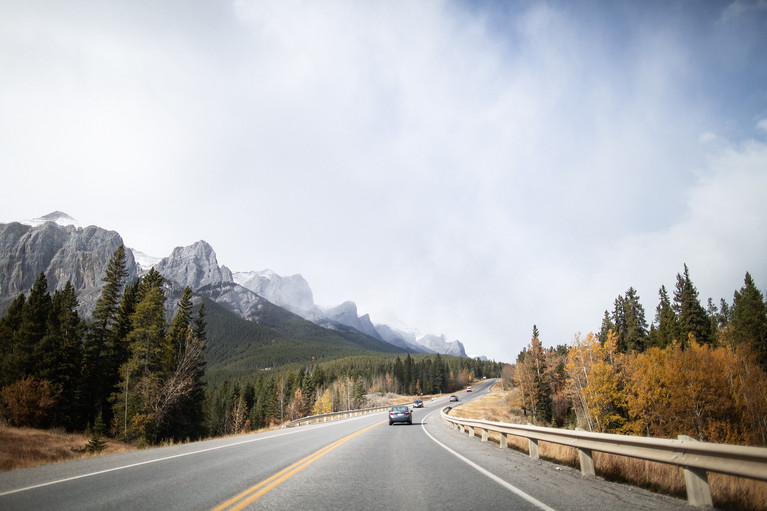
{"left": 0, "top": 380, "right": 690, "bottom": 510}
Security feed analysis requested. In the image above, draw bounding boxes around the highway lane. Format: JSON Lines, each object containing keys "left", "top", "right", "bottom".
{"left": 0, "top": 411, "right": 386, "bottom": 510}
{"left": 234, "top": 381, "right": 690, "bottom": 510}
{"left": 0, "top": 379, "right": 691, "bottom": 510}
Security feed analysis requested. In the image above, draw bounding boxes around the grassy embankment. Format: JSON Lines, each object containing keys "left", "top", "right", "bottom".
{"left": 0, "top": 390, "right": 431, "bottom": 473}
{"left": 0, "top": 427, "right": 134, "bottom": 472}
{"left": 451, "top": 382, "right": 767, "bottom": 511}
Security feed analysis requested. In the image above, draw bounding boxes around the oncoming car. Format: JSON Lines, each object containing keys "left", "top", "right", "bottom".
{"left": 389, "top": 405, "right": 412, "bottom": 425}
{"left": 413, "top": 399, "right": 424, "bottom": 408}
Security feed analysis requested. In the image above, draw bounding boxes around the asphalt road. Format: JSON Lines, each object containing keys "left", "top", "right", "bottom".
{"left": 0, "top": 379, "right": 692, "bottom": 510}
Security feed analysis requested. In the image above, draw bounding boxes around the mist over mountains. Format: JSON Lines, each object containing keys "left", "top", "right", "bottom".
{"left": 0, "top": 212, "right": 468, "bottom": 358}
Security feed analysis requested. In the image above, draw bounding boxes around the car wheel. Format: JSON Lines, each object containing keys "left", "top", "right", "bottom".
{"left": 389, "top": 420, "right": 393, "bottom": 425}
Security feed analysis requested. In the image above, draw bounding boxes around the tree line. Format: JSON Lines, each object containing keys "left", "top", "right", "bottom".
{"left": 511, "top": 266, "right": 767, "bottom": 446}
{"left": 0, "top": 246, "right": 207, "bottom": 444}
{"left": 205, "top": 353, "right": 502, "bottom": 436}
{"left": 0, "top": 245, "right": 502, "bottom": 443}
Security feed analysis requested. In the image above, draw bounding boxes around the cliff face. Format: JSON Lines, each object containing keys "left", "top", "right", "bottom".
{"left": 0, "top": 220, "right": 138, "bottom": 314}
{"left": 154, "top": 240, "right": 233, "bottom": 290}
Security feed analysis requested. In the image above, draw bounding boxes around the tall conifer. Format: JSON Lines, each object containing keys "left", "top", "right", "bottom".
{"left": 732, "top": 272, "right": 767, "bottom": 369}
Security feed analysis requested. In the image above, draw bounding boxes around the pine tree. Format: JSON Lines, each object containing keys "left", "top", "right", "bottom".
{"left": 732, "top": 272, "right": 767, "bottom": 369}
{"left": 673, "top": 265, "right": 712, "bottom": 346}
{"left": 17, "top": 273, "right": 52, "bottom": 377}
{"left": 598, "top": 310, "right": 615, "bottom": 345}
{"left": 0, "top": 294, "right": 26, "bottom": 386}
{"left": 113, "top": 269, "right": 167, "bottom": 442}
{"left": 648, "top": 285, "right": 676, "bottom": 348}
{"left": 44, "top": 282, "right": 85, "bottom": 430}
{"left": 621, "top": 288, "right": 648, "bottom": 352}
{"left": 82, "top": 246, "right": 129, "bottom": 427}
{"left": 165, "top": 287, "right": 193, "bottom": 373}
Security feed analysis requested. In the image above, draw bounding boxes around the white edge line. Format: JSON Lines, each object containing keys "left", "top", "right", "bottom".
{"left": 0, "top": 412, "right": 384, "bottom": 498}
{"left": 421, "top": 408, "right": 558, "bottom": 511}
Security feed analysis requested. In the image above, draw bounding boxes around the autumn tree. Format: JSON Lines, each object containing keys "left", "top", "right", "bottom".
{"left": 515, "top": 326, "right": 552, "bottom": 424}
{"left": 565, "top": 331, "right": 627, "bottom": 433}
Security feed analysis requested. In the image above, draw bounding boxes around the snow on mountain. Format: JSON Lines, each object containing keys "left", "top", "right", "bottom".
{"left": 22, "top": 211, "right": 82, "bottom": 228}
{"left": 416, "top": 333, "right": 467, "bottom": 358}
{"left": 375, "top": 323, "right": 435, "bottom": 353}
{"left": 233, "top": 270, "right": 319, "bottom": 318}
{"left": 132, "top": 250, "right": 161, "bottom": 274}
{"left": 2, "top": 212, "right": 472, "bottom": 357}
{"left": 323, "top": 301, "right": 383, "bottom": 341}
{"left": 154, "top": 240, "right": 233, "bottom": 289}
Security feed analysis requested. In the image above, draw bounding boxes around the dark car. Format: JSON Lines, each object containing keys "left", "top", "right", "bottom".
{"left": 449, "top": 395, "right": 458, "bottom": 402}
{"left": 413, "top": 399, "right": 424, "bottom": 408}
{"left": 389, "top": 405, "right": 412, "bottom": 425}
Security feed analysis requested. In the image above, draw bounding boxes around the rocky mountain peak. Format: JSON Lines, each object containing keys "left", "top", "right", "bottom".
{"left": 154, "top": 240, "right": 233, "bottom": 289}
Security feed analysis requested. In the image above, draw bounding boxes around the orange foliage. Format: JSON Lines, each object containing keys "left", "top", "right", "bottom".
{"left": 624, "top": 338, "right": 767, "bottom": 444}
{"left": 564, "top": 330, "right": 767, "bottom": 445}
{"left": 0, "top": 376, "right": 61, "bottom": 428}
{"left": 565, "top": 332, "right": 626, "bottom": 433}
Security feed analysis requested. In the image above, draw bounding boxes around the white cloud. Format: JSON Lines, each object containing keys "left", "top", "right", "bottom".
{"left": 2, "top": 1, "right": 766, "bottom": 361}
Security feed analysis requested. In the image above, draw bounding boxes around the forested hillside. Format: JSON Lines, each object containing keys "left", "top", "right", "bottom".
{"left": 510, "top": 265, "right": 767, "bottom": 446}
{"left": 203, "top": 295, "right": 407, "bottom": 373}
{"left": 0, "top": 247, "right": 206, "bottom": 444}
{"left": 0, "top": 245, "right": 499, "bottom": 444}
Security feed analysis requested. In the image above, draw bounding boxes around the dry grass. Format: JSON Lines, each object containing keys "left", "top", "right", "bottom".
{"left": 452, "top": 388, "right": 767, "bottom": 511}
{"left": 0, "top": 426, "right": 135, "bottom": 472}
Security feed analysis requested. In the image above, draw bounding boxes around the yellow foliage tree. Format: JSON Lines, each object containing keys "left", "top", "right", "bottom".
{"left": 565, "top": 331, "right": 627, "bottom": 433}
{"left": 313, "top": 388, "right": 333, "bottom": 415}
{"left": 623, "top": 336, "right": 767, "bottom": 444}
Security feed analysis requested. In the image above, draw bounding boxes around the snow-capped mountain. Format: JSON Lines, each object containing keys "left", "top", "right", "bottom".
{"left": 233, "top": 270, "right": 319, "bottom": 319}
{"left": 0, "top": 213, "right": 138, "bottom": 314}
{"left": 322, "top": 301, "right": 383, "bottom": 341}
{"left": 0, "top": 212, "right": 471, "bottom": 357}
{"left": 416, "top": 334, "right": 467, "bottom": 358}
{"left": 21, "top": 211, "right": 82, "bottom": 228}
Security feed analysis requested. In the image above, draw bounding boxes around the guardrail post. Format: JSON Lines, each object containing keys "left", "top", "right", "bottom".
{"left": 678, "top": 435, "right": 713, "bottom": 508}
{"left": 578, "top": 448, "right": 595, "bottom": 477}
{"left": 481, "top": 429, "right": 488, "bottom": 442}
{"left": 528, "top": 438, "right": 539, "bottom": 459}
{"left": 468, "top": 426, "right": 475, "bottom": 438}
{"left": 499, "top": 432, "right": 508, "bottom": 449}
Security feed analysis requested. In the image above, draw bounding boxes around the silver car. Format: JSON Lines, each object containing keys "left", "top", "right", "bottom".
{"left": 388, "top": 405, "right": 413, "bottom": 425}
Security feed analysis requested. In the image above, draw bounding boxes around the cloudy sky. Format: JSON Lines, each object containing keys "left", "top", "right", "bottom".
{"left": 2, "top": 0, "right": 766, "bottom": 361}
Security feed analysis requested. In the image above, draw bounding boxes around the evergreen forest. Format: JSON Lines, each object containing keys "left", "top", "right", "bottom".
{"left": 0, "top": 246, "right": 499, "bottom": 444}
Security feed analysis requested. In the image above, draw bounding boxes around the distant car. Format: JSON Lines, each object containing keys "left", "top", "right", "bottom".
{"left": 413, "top": 399, "right": 424, "bottom": 408}
{"left": 449, "top": 395, "right": 458, "bottom": 402}
{"left": 389, "top": 405, "right": 412, "bottom": 425}
{"left": 466, "top": 387, "right": 472, "bottom": 392}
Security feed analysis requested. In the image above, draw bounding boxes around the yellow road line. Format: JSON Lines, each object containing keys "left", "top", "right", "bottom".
{"left": 212, "top": 420, "right": 382, "bottom": 511}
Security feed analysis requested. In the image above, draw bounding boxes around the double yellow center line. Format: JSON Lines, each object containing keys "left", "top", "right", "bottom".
{"left": 212, "top": 420, "right": 382, "bottom": 511}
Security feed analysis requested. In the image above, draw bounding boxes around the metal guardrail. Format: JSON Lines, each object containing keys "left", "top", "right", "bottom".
{"left": 281, "top": 405, "right": 390, "bottom": 428}
{"left": 441, "top": 407, "right": 767, "bottom": 508}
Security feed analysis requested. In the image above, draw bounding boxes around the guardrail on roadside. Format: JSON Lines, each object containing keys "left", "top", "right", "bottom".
{"left": 441, "top": 407, "right": 767, "bottom": 508}
{"left": 281, "top": 405, "right": 390, "bottom": 428}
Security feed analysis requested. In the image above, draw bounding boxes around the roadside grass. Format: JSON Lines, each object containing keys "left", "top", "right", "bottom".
{"left": 0, "top": 426, "right": 135, "bottom": 472}
{"left": 450, "top": 386, "right": 767, "bottom": 511}
{"left": 0, "top": 391, "right": 430, "bottom": 473}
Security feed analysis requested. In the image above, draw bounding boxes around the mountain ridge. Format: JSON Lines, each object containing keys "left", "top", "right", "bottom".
{"left": 0, "top": 212, "right": 470, "bottom": 358}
